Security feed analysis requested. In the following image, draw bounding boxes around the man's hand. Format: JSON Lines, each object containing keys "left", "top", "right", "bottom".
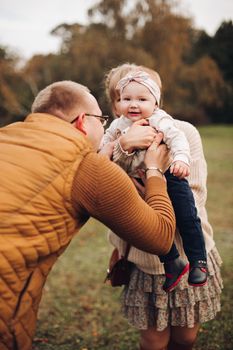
{"left": 119, "top": 119, "right": 157, "bottom": 152}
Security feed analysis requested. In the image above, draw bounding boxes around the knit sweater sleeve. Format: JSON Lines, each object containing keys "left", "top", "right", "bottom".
{"left": 71, "top": 152, "right": 175, "bottom": 255}
{"left": 102, "top": 118, "right": 119, "bottom": 145}
{"left": 150, "top": 110, "right": 191, "bottom": 165}
{"left": 182, "top": 121, "right": 208, "bottom": 207}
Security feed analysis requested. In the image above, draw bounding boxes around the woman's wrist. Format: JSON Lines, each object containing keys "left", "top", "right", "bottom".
{"left": 145, "top": 167, "right": 164, "bottom": 179}
{"left": 145, "top": 167, "right": 164, "bottom": 176}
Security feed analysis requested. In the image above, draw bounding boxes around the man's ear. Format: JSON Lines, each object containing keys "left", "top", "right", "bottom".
{"left": 75, "top": 113, "right": 87, "bottom": 135}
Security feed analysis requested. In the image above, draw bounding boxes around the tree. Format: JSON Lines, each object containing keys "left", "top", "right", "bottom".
{"left": 1, "top": 1, "right": 232, "bottom": 125}
{"left": 211, "top": 21, "right": 233, "bottom": 84}
{"left": 191, "top": 21, "right": 233, "bottom": 123}
{"left": 193, "top": 21, "right": 233, "bottom": 84}
{"left": 0, "top": 45, "right": 30, "bottom": 126}
{"left": 174, "top": 56, "right": 225, "bottom": 123}
{"left": 88, "top": 0, "right": 128, "bottom": 39}
{"left": 49, "top": 21, "right": 155, "bottom": 113}
{"left": 87, "top": 0, "right": 195, "bottom": 114}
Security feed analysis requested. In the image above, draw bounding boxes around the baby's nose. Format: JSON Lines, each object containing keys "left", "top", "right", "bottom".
{"left": 129, "top": 100, "right": 138, "bottom": 107}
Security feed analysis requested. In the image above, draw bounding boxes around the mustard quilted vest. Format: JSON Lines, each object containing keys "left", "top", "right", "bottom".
{"left": 0, "top": 113, "right": 93, "bottom": 350}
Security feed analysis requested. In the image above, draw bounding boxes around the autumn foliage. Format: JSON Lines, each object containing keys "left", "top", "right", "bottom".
{"left": 0, "top": 0, "right": 232, "bottom": 126}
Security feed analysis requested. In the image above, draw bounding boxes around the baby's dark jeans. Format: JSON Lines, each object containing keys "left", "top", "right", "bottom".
{"left": 159, "top": 170, "right": 207, "bottom": 263}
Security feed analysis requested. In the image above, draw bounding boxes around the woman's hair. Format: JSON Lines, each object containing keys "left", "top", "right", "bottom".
{"left": 31, "top": 81, "right": 90, "bottom": 118}
{"left": 104, "top": 63, "right": 162, "bottom": 107}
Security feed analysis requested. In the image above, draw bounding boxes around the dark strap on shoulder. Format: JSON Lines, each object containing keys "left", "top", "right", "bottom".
{"left": 124, "top": 243, "right": 131, "bottom": 260}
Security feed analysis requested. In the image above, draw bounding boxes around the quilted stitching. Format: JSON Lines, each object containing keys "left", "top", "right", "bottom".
{"left": 0, "top": 114, "right": 93, "bottom": 349}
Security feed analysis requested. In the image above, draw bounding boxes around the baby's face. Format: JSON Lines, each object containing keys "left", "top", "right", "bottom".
{"left": 120, "top": 81, "right": 156, "bottom": 122}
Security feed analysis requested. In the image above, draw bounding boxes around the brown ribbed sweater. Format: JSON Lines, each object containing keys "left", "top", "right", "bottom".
{"left": 71, "top": 153, "right": 176, "bottom": 256}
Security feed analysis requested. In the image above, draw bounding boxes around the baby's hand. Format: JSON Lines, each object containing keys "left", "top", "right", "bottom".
{"left": 98, "top": 141, "right": 116, "bottom": 159}
{"left": 170, "top": 161, "right": 190, "bottom": 179}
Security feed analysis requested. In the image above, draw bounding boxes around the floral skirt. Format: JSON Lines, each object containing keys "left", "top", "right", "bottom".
{"left": 121, "top": 247, "right": 223, "bottom": 331}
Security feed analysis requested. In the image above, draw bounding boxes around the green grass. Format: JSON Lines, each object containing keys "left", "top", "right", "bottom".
{"left": 33, "top": 125, "right": 233, "bottom": 350}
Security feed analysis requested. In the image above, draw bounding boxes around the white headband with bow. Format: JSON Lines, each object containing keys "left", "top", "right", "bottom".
{"left": 116, "top": 71, "right": 161, "bottom": 105}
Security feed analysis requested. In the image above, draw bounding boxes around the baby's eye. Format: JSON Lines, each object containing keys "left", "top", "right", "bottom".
{"left": 139, "top": 98, "right": 147, "bottom": 101}
{"left": 122, "top": 97, "right": 130, "bottom": 101}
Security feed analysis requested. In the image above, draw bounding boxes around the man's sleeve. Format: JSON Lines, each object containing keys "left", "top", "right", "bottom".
{"left": 71, "top": 153, "right": 175, "bottom": 255}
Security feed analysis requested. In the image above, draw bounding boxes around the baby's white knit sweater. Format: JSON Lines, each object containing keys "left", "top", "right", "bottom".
{"left": 107, "top": 119, "right": 215, "bottom": 275}
{"left": 103, "top": 109, "right": 191, "bottom": 177}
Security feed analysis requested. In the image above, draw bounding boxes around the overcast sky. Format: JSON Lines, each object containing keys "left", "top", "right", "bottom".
{"left": 0, "top": 0, "right": 232, "bottom": 59}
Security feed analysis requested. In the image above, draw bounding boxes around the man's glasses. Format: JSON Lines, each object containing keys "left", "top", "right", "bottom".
{"left": 85, "top": 113, "right": 109, "bottom": 126}
{"left": 71, "top": 113, "right": 109, "bottom": 127}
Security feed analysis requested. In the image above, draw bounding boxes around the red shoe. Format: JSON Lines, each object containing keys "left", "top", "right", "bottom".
{"left": 163, "top": 258, "right": 189, "bottom": 292}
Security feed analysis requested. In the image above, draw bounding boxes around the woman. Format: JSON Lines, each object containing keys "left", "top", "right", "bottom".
{"left": 104, "top": 63, "right": 223, "bottom": 350}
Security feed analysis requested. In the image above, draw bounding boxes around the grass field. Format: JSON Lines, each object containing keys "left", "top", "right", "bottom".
{"left": 33, "top": 125, "right": 233, "bottom": 350}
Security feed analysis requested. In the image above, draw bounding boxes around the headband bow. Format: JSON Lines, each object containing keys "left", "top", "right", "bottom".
{"left": 116, "top": 71, "right": 161, "bottom": 105}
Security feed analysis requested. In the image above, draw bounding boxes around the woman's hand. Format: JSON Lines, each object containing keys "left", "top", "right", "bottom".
{"left": 119, "top": 119, "right": 157, "bottom": 153}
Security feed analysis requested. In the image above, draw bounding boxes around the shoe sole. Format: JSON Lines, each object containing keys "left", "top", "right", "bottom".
{"left": 163, "top": 263, "right": 190, "bottom": 292}
{"left": 188, "top": 281, "right": 207, "bottom": 287}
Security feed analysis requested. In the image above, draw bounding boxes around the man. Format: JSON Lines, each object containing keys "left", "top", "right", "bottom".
{"left": 0, "top": 81, "right": 175, "bottom": 350}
